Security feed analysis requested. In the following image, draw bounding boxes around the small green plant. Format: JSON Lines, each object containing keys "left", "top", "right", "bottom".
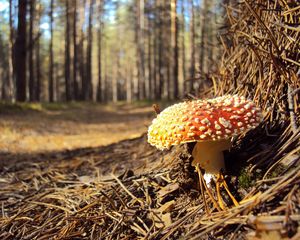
{"left": 238, "top": 169, "right": 253, "bottom": 189}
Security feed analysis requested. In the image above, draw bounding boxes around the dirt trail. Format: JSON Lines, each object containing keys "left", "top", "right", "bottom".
{"left": 0, "top": 103, "right": 155, "bottom": 154}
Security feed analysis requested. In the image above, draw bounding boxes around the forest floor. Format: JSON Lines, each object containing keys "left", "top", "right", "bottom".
{"left": 1, "top": 102, "right": 299, "bottom": 239}
{"left": 0, "top": 100, "right": 179, "bottom": 183}
{"left": 0, "top": 102, "right": 156, "bottom": 154}
{"left": 0, "top": 101, "right": 166, "bottom": 174}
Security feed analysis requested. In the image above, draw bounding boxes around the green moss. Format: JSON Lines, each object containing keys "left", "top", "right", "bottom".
{"left": 0, "top": 101, "right": 95, "bottom": 113}
{"left": 41, "top": 102, "right": 72, "bottom": 111}
{"left": 238, "top": 166, "right": 263, "bottom": 189}
{"left": 238, "top": 169, "right": 253, "bottom": 189}
{"left": 21, "top": 102, "right": 43, "bottom": 111}
{"left": 0, "top": 102, "right": 42, "bottom": 113}
{"left": 238, "top": 163, "right": 287, "bottom": 190}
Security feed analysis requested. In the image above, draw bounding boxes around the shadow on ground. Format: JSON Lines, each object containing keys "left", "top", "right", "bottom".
{"left": 0, "top": 134, "right": 167, "bottom": 178}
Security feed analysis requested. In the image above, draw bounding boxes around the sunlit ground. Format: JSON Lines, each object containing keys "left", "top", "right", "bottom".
{"left": 0, "top": 102, "right": 158, "bottom": 153}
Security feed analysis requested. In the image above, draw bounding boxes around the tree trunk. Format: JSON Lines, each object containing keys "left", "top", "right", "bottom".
{"left": 200, "top": 0, "right": 208, "bottom": 82}
{"left": 65, "top": 0, "right": 72, "bottom": 101}
{"left": 35, "top": 35, "right": 41, "bottom": 101}
{"left": 162, "top": 0, "right": 170, "bottom": 100}
{"left": 4, "top": 0, "right": 14, "bottom": 101}
{"left": 153, "top": 2, "right": 158, "bottom": 99}
{"left": 29, "top": 0, "right": 35, "bottom": 101}
{"left": 0, "top": 34, "right": 6, "bottom": 99}
{"left": 112, "top": 61, "right": 118, "bottom": 102}
{"left": 112, "top": 1, "right": 120, "bottom": 102}
{"left": 171, "top": 0, "right": 179, "bottom": 99}
{"left": 85, "top": 0, "right": 94, "bottom": 101}
{"left": 73, "top": 0, "right": 79, "bottom": 100}
{"left": 135, "top": 0, "right": 145, "bottom": 100}
{"left": 78, "top": 0, "right": 86, "bottom": 100}
{"left": 210, "top": 0, "right": 217, "bottom": 66}
{"left": 96, "top": 1, "right": 103, "bottom": 102}
{"left": 189, "top": 0, "right": 195, "bottom": 92}
{"left": 156, "top": 0, "right": 163, "bottom": 99}
{"left": 146, "top": 11, "right": 152, "bottom": 99}
{"left": 180, "top": 0, "right": 186, "bottom": 96}
{"left": 15, "top": 0, "right": 27, "bottom": 102}
{"left": 126, "top": 65, "right": 132, "bottom": 103}
{"left": 49, "top": 0, "right": 54, "bottom": 102}
{"left": 103, "top": 38, "right": 108, "bottom": 102}
{"left": 35, "top": 2, "right": 41, "bottom": 101}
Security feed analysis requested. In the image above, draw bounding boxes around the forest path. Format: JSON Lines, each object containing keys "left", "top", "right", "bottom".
{"left": 0, "top": 102, "right": 155, "bottom": 154}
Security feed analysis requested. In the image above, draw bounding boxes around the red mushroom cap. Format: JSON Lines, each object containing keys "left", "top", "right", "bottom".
{"left": 147, "top": 95, "right": 263, "bottom": 149}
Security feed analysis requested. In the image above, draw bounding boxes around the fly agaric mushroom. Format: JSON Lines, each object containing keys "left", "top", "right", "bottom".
{"left": 148, "top": 95, "right": 263, "bottom": 209}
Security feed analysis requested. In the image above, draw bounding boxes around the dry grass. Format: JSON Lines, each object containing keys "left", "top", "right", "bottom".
{"left": 1, "top": 0, "right": 300, "bottom": 239}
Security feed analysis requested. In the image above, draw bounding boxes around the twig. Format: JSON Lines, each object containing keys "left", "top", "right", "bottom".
{"left": 244, "top": 1, "right": 280, "bottom": 56}
{"left": 196, "top": 164, "right": 210, "bottom": 215}
{"left": 187, "top": 93, "right": 198, "bottom": 99}
{"left": 291, "top": 87, "right": 300, "bottom": 96}
{"left": 287, "top": 85, "right": 298, "bottom": 133}
{"left": 112, "top": 174, "right": 144, "bottom": 206}
{"left": 30, "top": 201, "right": 73, "bottom": 214}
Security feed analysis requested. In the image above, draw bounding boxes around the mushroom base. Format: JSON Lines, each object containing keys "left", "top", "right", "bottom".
{"left": 191, "top": 139, "right": 232, "bottom": 175}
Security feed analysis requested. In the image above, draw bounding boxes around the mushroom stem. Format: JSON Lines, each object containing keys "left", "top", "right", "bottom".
{"left": 191, "top": 139, "right": 232, "bottom": 175}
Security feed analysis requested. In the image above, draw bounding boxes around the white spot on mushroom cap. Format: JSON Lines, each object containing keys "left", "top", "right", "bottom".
{"left": 237, "top": 109, "right": 245, "bottom": 114}
{"left": 188, "top": 132, "right": 196, "bottom": 137}
{"left": 218, "top": 117, "right": 232, "bottom": 129}
{"left": 199, "top": 126, "right": 206, "bottom": 131}
{"left": 190, "top": 126, "right": 197, "bottom": 130}
{"left": 237, "top": 122, "right": 243, "bottom": 127}
{"left": 244, "top": 104, "right": 249, "bottom": 109}
{"left": 178, "top": 125, "right": 185, "bottom": 131}
{"left": 214, "top": 122, "right": 221, "bottom": 130}
{"left": 206, "top": 129, "right": 212, "bottom": 135}
{"left": 225, "top": 129, "right": 231, "bottom": 134}
{"left": 181, "top": 116, "right": 188, "bottom": 121}
{"left": 201, "top": 118, "right": 211, "bottom": 125}
{"left": 187, "top": 121, "right": 193, "bottom": 126}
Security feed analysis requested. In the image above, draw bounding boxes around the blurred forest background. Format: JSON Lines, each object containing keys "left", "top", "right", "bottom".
{"left": 0, "top": 0, "right": 226, "bottom": 103}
